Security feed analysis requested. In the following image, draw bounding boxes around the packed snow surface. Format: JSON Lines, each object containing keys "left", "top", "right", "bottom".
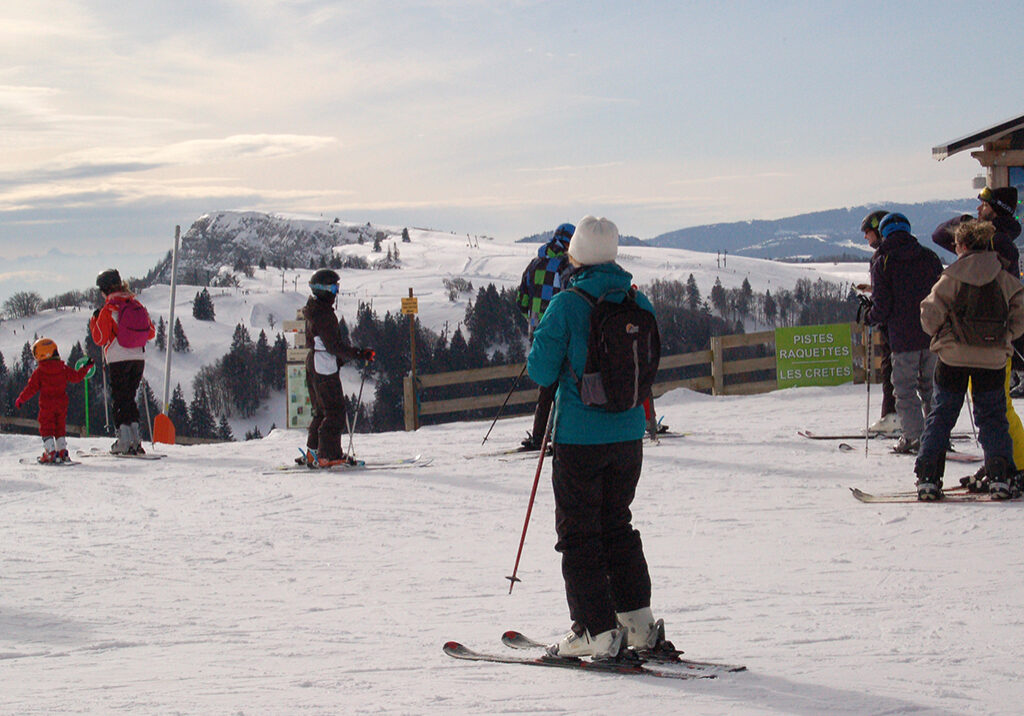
{"left": 2, "top": 383, "right": 1021, "bottom": 714}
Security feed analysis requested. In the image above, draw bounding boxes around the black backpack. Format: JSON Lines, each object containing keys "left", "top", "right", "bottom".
{"left": 567, "top": 286, "right": 660, "bottom": 412}
{"left": 949, "top": 279, "right": 1009, "bottom": 347}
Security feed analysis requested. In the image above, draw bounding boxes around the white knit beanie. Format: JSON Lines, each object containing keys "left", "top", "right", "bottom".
{"left": 568, "top": 215, "right": 618, "bottom": 266}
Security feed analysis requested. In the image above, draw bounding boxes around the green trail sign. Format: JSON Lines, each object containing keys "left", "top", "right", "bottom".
{"left": 775, "top": 323, "right": 854, "bottom": 389}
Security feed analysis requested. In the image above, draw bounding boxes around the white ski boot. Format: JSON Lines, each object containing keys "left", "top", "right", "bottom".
{"left": 55, "top": 436, "right": 69, "bottom": 463}
{"left": 616, "top": 607, "right": 660, "bottom": 650}
{"left": 128, "top": 422, "right": 145, "bottom": 455}
{"left": 546, "top": 622, "right": 625, "bottom": 659}
{"left": 110, "top": 424, "right": 132, "bottom": 454}
{"left": 868, "top": 412, "right": 901, "bottom": 436}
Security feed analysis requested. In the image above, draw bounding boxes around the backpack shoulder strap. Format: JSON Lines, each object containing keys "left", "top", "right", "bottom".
{"left": 568, "top": 286, "right": 596, "bottom": 306}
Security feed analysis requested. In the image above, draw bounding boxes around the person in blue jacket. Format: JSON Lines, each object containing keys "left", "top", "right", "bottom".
{"left": 866, "top": 212, "right": 943, "bottom": 453}
{"left": 527, "top": 215, "right": 669, "bottom": 660}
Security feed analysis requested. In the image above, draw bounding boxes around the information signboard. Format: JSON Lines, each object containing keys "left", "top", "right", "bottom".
{"left": 775, "top": 323, "right": 854, "bottom": 389}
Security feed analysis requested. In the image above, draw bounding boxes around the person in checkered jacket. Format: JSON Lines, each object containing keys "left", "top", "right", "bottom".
{"left": 516, "top": 223, "right": 575, "bottom": 449}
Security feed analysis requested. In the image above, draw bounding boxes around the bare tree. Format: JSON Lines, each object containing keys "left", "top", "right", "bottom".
{"left": 3, "top": 291, "right": 43, "bottom": 319}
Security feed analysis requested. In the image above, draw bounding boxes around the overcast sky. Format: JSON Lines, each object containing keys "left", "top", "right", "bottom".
{"left": 2, "top": 1, "right": 1023, "bottom": 300}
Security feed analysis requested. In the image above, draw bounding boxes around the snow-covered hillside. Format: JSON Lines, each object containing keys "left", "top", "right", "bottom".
{"left": 0, "top": 218, "right": 869, "bottom": 436}
{"left": 2, "top": 384, "right": 1021, "bottom": 714}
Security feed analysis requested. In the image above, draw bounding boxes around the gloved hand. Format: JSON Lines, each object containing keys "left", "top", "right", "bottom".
{"left": 358, "top": 348, "right": 376, "bottom": 363}
{"left": 856, "top": 294, "right": 874, "bottom": 324}
{"left": 84, "top": 358, "right": 95, "bottom": 369}
{"left": 15, "top": 398, "right": 23, "bottom": 410}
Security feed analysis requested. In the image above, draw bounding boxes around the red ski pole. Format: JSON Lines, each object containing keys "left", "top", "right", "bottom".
{"left": 506, "top": 414, "right": 553, "bottom": 594}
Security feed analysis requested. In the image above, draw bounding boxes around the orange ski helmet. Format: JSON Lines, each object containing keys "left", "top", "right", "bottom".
{"left": 32, "top": 337, "right": 59, "bottom": 362}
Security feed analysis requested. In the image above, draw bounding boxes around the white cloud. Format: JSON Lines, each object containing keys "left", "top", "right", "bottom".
{"left": 0, "top": 134, "right": 339, "bottom": 201}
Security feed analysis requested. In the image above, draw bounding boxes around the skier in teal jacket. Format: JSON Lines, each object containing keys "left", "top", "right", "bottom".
{"left": 527, "top": 215, "right": 669, "bottom": 661}
{"left": 527, "top": 261, "right": 653, "bottom": 444}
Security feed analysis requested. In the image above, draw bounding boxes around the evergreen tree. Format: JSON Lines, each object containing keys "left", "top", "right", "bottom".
{"left": 167, "top": 384, "right": 190, "bottom": 437}
{"left": 172, "top": 318, "right": 191, "bottom": 353}
{"left": 258, "top": 256, "right": 267, "bottom": 270}
{"left": 373, "top": 234, "right": 383, "bottom": 252}
{"left": 18, "top": 341, "right": 33, "bottom": 373}
{"left": 255, "top": 330, "right": 273, "bottom": 392}
{"left": 222, "top": 323, "right": 260, "bottom": 417}
{"left": 736, "top": 278, "right": 752, "bottom": 320}
{"left": 193, "top": 288, "right": 216, "bottom": 321}
{"left": 402, "top": 227, "right": 410, "bottom": 242}
{"left": 0, "top": 350, "right": 9, "bottom": 415}
{"left": 188, "top": 386, "right": 218, "bottom": 439}
{"left": 217, "top": 414, "right": 234, "bottom": 442}
{"left": 710, "top": 277, "right": 728, "bottom": 317}
{"left": 245, "top": 424, "right": 263, "bottom": 440}
{"left": 269, "top": 333, "right": 289, "bottom": 391}
{"left": 685, "top": 274, "right": 702, "bottom": 312}
{"left": 764, "top": 290, "right": 777, "bottom": 325}
{"left": 155, "top": 316, "right": 167, "bottom": 351}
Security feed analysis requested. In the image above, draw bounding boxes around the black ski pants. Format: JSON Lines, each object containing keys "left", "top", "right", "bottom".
{"left": 108, "top": 360, "right": 144, "bottom": 428}
{"left": 531, "top": 383, "right": 556, "bottom": 441}
{"left": 306, "top": 370, "right": 348, "bottom": 460}
{"left": 551, "top": 439, "right": 651, "bottom": 636}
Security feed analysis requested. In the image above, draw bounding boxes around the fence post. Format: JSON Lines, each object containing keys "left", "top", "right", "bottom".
{"left": 711, "top": 335, "right": 724, "bottom": 395}
{"left": 403, "top": 374, "right": 417, "bottom": 431}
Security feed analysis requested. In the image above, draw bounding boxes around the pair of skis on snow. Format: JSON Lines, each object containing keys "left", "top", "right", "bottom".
{"left": 444, "top": 630, "right": 745, "bottom": 681}
{"left": 850, "top": 485, "right": 1022, "bottom": 504}
{"left": 470, "top": 432, "right": 689, "bottom": 459}
{"left": 19, "top": 447, "right": 167, "bottom": 465}
{"left": 799, "top": 430, "right": 983, "bottom": 463}
{"left": 265, "top": 452, "right": 432, "bottom": 474}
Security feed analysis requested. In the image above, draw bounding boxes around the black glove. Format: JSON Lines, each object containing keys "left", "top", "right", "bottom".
{"left": 359, "top": 348, "right": 376, "bottom": 363}
{"left": 856, "top": 295, "right": 873, "bottom": 324}
{"left": 84, "top": 358, "right": 95, "bottom": 369}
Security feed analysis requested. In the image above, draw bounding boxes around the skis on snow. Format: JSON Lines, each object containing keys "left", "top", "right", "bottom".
{"left": 850, "top": 486, "right": 1022, "bottom": 504}
{"left": 799, "top": 430, "right": 969, "bottom": 441}
{"left": 442, "top": 631, "right": 744, "bottom": 681}
{"left": 266, "top": 454, "right": 432, "bottom": 474}
{"left": 75, "top": 448, "right": 166, "bottom": 460}
{"left": 19, "top": 457, "right": 80, "bottom": 466}
{"left": 500, "top": 630, "right": 745, "bottom": 673}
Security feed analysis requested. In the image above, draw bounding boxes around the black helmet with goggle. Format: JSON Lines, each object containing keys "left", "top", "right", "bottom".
{"left": 309, "top": 268, "right": 340, "bottom": 302}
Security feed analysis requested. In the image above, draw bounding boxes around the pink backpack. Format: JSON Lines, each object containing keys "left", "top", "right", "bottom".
{"left": 116, "top": 297, "right": 152, "bottom": 348}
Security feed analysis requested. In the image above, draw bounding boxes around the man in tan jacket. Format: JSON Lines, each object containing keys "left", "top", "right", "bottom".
{"left": 915, "top": 221, "right": 1024, "bottom": 501}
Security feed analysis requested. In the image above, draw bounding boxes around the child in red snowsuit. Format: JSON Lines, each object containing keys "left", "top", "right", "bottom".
{"left": 15, "top": 338, "right": 93, "bottom": 463}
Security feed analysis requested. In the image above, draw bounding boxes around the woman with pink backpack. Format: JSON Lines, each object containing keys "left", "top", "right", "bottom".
{"left": 89, "top": 268, "right": 156, "bottom": 454}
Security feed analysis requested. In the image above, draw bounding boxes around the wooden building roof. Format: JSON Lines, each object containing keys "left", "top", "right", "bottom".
{"left": 932, "top": 113, "right": 1024, "bottom": 161}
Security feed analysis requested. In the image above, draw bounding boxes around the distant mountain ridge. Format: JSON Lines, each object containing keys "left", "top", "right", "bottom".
{"left": 645, "top": 199, "right": 977, "bottom": 261}
{"left": 146, "top": 200, "right": 979, "bottom": 286}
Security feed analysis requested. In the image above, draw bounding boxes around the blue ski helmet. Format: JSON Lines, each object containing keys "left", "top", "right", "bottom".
{"left": 552, "top": 223, "right": 575, "bottom": 246}
{"left": 878, "top": 212, "right": 911, "bottom": 239}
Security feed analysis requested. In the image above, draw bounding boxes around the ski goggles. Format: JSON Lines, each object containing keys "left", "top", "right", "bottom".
{"left": 311, "top": 283, "right": 339, "bottom": 295}
{"left": 978, "top": 186, "right": 1015, "bottom": 215}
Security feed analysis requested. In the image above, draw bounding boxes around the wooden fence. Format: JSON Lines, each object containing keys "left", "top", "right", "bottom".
{"left": 0, "top": 415, "right": 223, "bottom": 445}
{"left": 402, "top": 323, "right": 879, "bottom": 431}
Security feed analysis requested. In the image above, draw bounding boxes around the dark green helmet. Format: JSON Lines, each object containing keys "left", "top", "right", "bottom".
{"left": 860, "top": 210, "right": 888, "bottom": 234}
